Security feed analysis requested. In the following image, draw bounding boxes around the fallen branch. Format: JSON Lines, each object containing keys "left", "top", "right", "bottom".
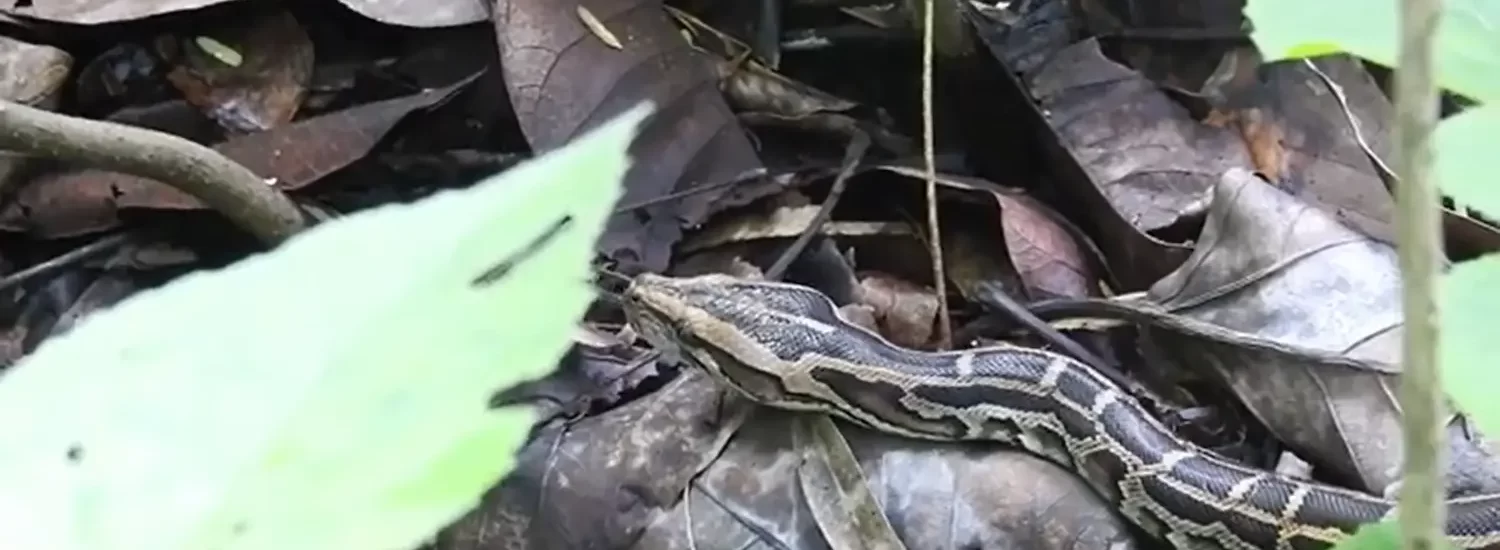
{"left": 0, "top": 100, "right": 307, "bottom": 245}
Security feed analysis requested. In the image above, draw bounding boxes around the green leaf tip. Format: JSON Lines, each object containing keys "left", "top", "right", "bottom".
{"left": 1244, "top": 0, "right": 1500, "bottom": 102}
{"left": 0, "top": 102, "right": 655, "bottom": 550}
{"left": 1442, "top": 254, "right": 1500, "bottom": 442}
{"left": 1435, "top": 105, "right": 1500, "bottom": 218}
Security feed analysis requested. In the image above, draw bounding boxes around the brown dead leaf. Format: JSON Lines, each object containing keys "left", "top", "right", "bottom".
{"left": 837, "top": 302, "right": 880, "bottom": 334}
{"left": 994, "top": 192, "right": 1100, "bottom": 300}
{"left": 1242, "top": 56, "right": 1397, "bottom": 245}
{"left": 0, "top": 0, "right": 238, "bottom": 24}
{"left": 0, "top": 74, "right": 480, "bottom": 238}
{"left": 1142, "top": 168, "right": 1500, "bottom": 496}
{"left": 666, "top": 6, "right": 862, "bottom": 119}
{"left": 441, "top": 367, "right": 1138, "bottom": 550}
{"left": 1237, "top": 107, "right": 1287, "bottom": 182}
{"left": 1072, "top": 0, "right": 1250, "bottom": 101}
{"left": 493, "top": 0, "right": 772, "bottom": 272}
{"left": 0, "top": 35, "right": 70, "bottom": 107}
{"left": 0, "top": 35, "right": 71, "bottom": 197}
{"left": 867, "top": 164, "right": 1107, "bottom": 299}
{"left": 1024, "top": 38, "right": 1230, "bottom": 287}
{"left": 855, "top": 272, "right": 937, "bottom": 349}
{"left": 335, "top": 0, "right": 488, "bottom": 28}
{"left": 159, "top": 10, "right": 313, "bottom": 133}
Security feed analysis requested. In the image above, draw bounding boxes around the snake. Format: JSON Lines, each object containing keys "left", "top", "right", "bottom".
{"left": 619, "top": 273, "right": 1500, "bottom": 550}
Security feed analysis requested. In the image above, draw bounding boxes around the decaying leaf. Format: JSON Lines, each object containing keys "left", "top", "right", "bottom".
{"left": 493, "top": 0, "right": 774, "bottom": 272}
{"left": 0, "top": 74, "right": 481, "bottom": 238}
{"left": 440, "top": 368, "right": 1137, "bottom": 550}
{"left": 855, "top": 273, "right": 938, "bottom": 349}
{"left": 1139, "top": 169, "right": 1500, "bottom": 496}
{"left": 1025, "top": 39, "right": 1236, "bottom": 288}
{"left": 160, "top": 10, "right": 314, "bottom": 134}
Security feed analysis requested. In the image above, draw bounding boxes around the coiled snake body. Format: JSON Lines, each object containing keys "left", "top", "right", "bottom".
{"left": 621, "top": 274, "right": 1500, "bottom": 550}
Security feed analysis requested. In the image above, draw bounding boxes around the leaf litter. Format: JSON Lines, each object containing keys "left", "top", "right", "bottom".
{"left": 0, "top": 0, "right": 1498, "bottom": 548}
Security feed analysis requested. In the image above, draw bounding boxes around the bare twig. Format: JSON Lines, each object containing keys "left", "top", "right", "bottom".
{"left": 0, "top": 232, "right": 132, "bottom": 294}
{"left": 1392, "top": 0, "right": 1446, "bottom": 546}
{"left": 764, "top": 131, "right": 870, "bottom": 281}
{"left": 0, "top": 100, "right": 306, "bottom": 245}
{"left": 920, "top": 0, "right": 952, "bottom": 350}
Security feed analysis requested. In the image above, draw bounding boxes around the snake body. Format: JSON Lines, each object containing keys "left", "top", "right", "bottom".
{"left": 621, "top": 273, "right": 1500, "bottom": 550}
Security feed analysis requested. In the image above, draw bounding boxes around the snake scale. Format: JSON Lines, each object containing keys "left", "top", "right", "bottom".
{"left": 619, "top": 273, "right": 1500, "bottom": 550}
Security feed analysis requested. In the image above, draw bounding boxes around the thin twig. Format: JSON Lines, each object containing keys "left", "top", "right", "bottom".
{"left": 1392, "top": 0, "right": 1445, "bottom": 546}
{"left": 0, "top": 232, "right": 133, "bottom": 294}
{"left": 921, "top": 0, "right": 952, "bottom": 350}
{"left": 1303, "top": 58, "right": 1401, "bottom": 189}
{"left": 0, "top": 100, "right": 306, "bottom": 245}
{"left": 764, "top": 131, "right": 871, "bottom": 281}
{"left": 971, "top": 281, "right": 1125, "bottom": 383}
{"left": 610, "top": 167, "right": 770, "bottom": 214}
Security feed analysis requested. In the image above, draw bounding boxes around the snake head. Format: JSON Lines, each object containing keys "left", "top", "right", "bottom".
{"left": 621, "top": 273, "right": 753, "bottom": 367}
{"left": 621, "top": 273, "right": 854, "bottom": 411}
{"left": 621, "top": 273, "right": 698, "bottom": 367}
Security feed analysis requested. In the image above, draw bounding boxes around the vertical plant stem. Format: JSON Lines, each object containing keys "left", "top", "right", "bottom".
{"left": 1394, "top": 0, "right": 1445, "bottom": 546}
{"left": 920, "top": 0, "right": 952, "bottom": 350}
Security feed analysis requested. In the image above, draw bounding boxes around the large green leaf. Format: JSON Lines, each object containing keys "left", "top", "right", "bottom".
{"left": 1245, "top": 0, "right": 1500, "bottom": 103}
{"left": 0, "top": 103, "right": 652, "bottom": 550}
{"left": 1441, "top": 254, "right": 1500, "bottom": 440}
{"left": 1328, "top": 521, "right": 1402, "bottom": 550}
{"left": 1434, "top": 105, "right": 1500, "bottom": 216}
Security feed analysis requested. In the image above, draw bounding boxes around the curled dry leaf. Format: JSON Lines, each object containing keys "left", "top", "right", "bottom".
{"left": 493, "top": 0, "right": 773, "bottom": 272}
{"left": 994, "top": 191, "right": 1101, "bottom": 300}
{"left": 837, "top": 302, "right": 880, "bottom": 334}
{"left": 856, "top": 273, "right": 938, "bottom": 349}
{"left": 1143, "top": 169, "right": 1500, "bottom": 496}
{"left": 160, "top": 10, "right": 314, "bottom": 133}
{"left": 870, "top": 164, "right": 1105, "bottom": 300}
{"left": 0, "top": 74, "right": 480, "bottom": 238}
{"left": 1238, "top": 56, "right": 1397, "bottom": 244}
{"left": 666, "top": 7, "right": 861, "bottom": 119}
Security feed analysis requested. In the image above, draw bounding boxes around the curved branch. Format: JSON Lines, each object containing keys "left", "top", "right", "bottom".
{"left": 0, "top": 100, "right": 307, "bottom": 245}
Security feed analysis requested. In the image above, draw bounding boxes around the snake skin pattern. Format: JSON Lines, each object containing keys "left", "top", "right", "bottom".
{"left": 620, "top": 273, "right": 1500, "bottom": 550}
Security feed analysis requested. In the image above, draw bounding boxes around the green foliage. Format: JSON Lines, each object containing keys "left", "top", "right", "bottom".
{"left": 1434, "top": 106, "right": 1500, "bottom": 217}
{"left": 0, "top": 103, "right": 651, "bottom": 550}
{"left": 1245, "top": 0, "right": 1500, "bottom": 103}
{"left": 1439, "top": 254, "right": 1500, "bottom": 437}
{"left": 1333, "top": 521, "right": 1404, "bottom": 550}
